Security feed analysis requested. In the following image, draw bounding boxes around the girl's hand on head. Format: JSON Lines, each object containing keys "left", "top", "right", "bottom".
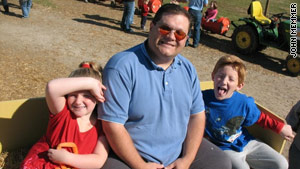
{"left": 90, "top": 79, "right": 106, "bottom": 103}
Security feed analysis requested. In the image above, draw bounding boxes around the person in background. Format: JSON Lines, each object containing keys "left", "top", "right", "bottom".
{"left": 286, "top": 100, "right": 300, "bottom": 169}
{"left": 204, "top": 0, "right": 218, "bottom": 22}
{"left": 120, "top": 0, "right": 135, "bottom": 33}
{"left": 1, "top": 0, "right": 9, "bottom": 13}
{"left": 178, "top": 0, "right": 208, "bottom": 48}
{"left": 19, "top": 0, "right": 32, "bottom": 18}
{"left": 139, "top": 0, "right": 149, "bottom": 31}
{"left": 21, "top": 61, "right": 109, "bottom": 169}
{"left": 203, "top": 55, "right": 294, "bottom": 169}
{"left": 99, "top": 4, "right": 232, "bottom": 169}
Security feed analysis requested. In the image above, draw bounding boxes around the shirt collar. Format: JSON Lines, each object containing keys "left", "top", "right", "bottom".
{"left": 142, "top": 40, "right": 182, "bottom": 71}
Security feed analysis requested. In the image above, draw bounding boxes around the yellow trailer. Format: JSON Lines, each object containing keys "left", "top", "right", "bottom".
{"left": 0, "top": 81, "right": 286, "bottom": 155}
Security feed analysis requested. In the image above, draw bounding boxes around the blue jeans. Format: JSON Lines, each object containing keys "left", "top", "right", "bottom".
{"left": 121, "top": 1, "right": 135, "bottom": 30}
{"left": 2, "top": 0, "right": 7, "bottom": 6}
{"left": 188, "top": 8, "right": 202, "bottom": 46}
{"left": 19, "top": 0, "right": 32, "bottom": 18}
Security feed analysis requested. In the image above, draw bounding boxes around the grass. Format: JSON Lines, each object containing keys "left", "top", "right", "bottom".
{"left": 167, "top": 0, "right": 296, "bottom": 31}
{"left": 34, "top": 0, "right": 56, "bottom": 9}
{"left": 1, "top": 0, "right": 296, "bottom": 168}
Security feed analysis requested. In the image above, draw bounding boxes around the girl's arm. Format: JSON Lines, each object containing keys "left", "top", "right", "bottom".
{"left": 46, "top": 77, "right": 106, "bottom": 115}
{"left": 256, "top": 112, "right": 294, "bottom": 141}
{"left": 48, "top": 135, "right": 109, "bottom": 168}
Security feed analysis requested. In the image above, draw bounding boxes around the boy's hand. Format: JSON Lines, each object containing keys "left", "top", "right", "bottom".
{"left": 280, "top": 124, "right": 295, "bottom": 141}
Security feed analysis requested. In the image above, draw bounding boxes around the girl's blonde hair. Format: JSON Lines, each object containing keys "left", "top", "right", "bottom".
{"left": 68, "top": 61, "right": 103, "bottom": 81}
{"left": 212, "top": 55, "right": 246, "bottom": 85}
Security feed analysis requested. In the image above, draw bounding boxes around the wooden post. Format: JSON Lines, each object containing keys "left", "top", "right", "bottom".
{"left": 264, "top": 0, "right": 270, "bottom": 16}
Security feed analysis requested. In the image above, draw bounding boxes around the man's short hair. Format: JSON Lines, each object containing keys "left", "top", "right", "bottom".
{"left": 152, "top": 4, "right": 192, "bottom": 29}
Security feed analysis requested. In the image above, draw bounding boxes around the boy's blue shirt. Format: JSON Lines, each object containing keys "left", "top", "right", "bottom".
{"left": 203, "top": 89, "right": 261, "bottom": 152}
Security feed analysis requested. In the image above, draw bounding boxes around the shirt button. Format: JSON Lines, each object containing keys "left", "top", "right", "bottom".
{"left": 165, "top": 82, "right": 168, "bottom": 85}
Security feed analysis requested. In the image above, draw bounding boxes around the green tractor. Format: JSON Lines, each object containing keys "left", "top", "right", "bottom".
{"left": 231, "top": 0, "right": 300, "bottom": 76}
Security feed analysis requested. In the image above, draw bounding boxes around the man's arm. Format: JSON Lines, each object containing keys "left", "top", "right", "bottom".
{"left": 102, "top": 121, "right": 164, "bottom": 169}
{"left": 166, "top": 111, "right": 205, "bottom": 169}
{"left": 182, "top": 112, "right": 205, "bottom": 165}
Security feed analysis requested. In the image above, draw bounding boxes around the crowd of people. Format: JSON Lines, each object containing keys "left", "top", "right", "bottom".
{"left": 1, "top": 0, "right": 32, "bottom": 18}
{"left": 3, "top": 1, "right": 297, "bottom": 169}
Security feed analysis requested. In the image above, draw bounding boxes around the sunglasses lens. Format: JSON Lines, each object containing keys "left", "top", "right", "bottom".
{"left": 159, "top": 28, "right": 170, "bottom": 35}
{"left": 174, "top": 31, "right": 186, "bottom": 41}
{"left": 159, "top": 27, "right": 186, "bottom": 41}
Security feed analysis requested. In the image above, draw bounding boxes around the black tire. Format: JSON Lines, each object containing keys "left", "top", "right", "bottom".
{"left": 257, "top": 45, "right": 267, "bottom": 52}
{"left": 232, "top": 25, "right": 258, "bottom": 55}
{"left": 286, "top": 55, "right": 300, "bottom": 76}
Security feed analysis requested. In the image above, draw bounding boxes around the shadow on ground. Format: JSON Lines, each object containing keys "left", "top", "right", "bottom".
{"left": 73, "top": 12, "right": 148, "bottom": 37}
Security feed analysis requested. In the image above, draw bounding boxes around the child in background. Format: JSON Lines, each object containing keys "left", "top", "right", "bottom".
{"left": 286, "top": 101, "right": 300, "bottom": 169}
{"left": 140, "top": 0, "right": 149, "bottom": 31}
{"left": 204, "top": 0, "right": 218, "bottom": 22}
{"left": 21, "top": 61, "right": 109, "bottom": 169}
{"left": 202, "top": 55, "right": 294, "bottom": 169}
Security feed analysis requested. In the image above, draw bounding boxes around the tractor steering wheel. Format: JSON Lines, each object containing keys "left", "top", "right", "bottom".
{"left": 271, "top": 12, "right": 286, "bottom": 22}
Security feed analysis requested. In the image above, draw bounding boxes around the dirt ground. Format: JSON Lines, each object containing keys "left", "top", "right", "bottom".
{"left": 0, "top": 0, "right": 299, "bottom": 165}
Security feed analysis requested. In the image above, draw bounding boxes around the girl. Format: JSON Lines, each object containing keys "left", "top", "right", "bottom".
{"left": 21, "top": 61, "right": 109, "bottom": 169}
{"left": 204, "top": 1, "right": 218, "bottom": 22}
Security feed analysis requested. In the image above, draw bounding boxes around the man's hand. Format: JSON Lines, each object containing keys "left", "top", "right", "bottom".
{"left": 137, "top": 162, "right": 164, "bottom": 169}
{"left": 164, "top": 158, "right": 190, "bottom": 169}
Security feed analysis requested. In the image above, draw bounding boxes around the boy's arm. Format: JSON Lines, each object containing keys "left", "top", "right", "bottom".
{"left": 256, "top": 112, "right": 294, "bottom": 141}
{"left": 48, "top": 135, "right": 109, "bottom": 168}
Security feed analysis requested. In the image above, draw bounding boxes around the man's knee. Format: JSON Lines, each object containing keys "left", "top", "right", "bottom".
{"left": 101, "top": 151, "right": 131, "bottom": 169}
{"left": 190, "top": 138, "right": 232, "bottom": 169}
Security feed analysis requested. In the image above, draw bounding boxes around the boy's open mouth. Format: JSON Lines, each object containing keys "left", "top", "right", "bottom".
{"left": 217, "top": 86, "right": 227, "bottom": 95}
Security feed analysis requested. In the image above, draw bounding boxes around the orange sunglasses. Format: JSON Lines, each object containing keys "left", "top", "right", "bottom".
{"left": 158, "top": 26, "right": 187, "bottom": 41}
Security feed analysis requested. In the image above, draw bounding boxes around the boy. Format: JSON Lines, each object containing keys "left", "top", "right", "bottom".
{"left": 202, "top": 55, "right": 294, "bottom": 169}
{"left": 286, "top": 100, "right": 300, "bottom": 169}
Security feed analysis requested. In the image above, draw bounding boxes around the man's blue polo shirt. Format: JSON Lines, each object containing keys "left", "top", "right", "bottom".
{"left": 98, "top": 41, "right": 205, "bottom": 166}
{"left": 188, "top": 0, "right": 208, "bottom": 11}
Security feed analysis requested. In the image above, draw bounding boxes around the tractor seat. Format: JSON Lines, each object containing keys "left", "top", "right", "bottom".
{"left": 250, "top": 1, "right": 271, "bottom": 25}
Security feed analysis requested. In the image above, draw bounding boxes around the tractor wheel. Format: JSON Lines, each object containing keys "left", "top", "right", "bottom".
{"left": 257, "top": 45, "right": 267, "bottom": 52}
{"left": 232, "top": 25, "right": 258, "bottom": 55}
{"left": 286, "top": 55, "right": 300, "bottom": 76}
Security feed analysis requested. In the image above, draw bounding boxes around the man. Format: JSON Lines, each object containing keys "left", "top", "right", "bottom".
{"left": 1, "top": 0, "right": 9, "bottom": 13}
{"left": 99, "top": 4, "right": 231, "bottom": 169}
{"left": 120, "top": 0, "right": 135, "bottom": 33}
{"left": 19, "top": 0, "right": 32, "bottom": 18}
{"left": 186, "top": 0, "right": 208, "bottom": 48}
